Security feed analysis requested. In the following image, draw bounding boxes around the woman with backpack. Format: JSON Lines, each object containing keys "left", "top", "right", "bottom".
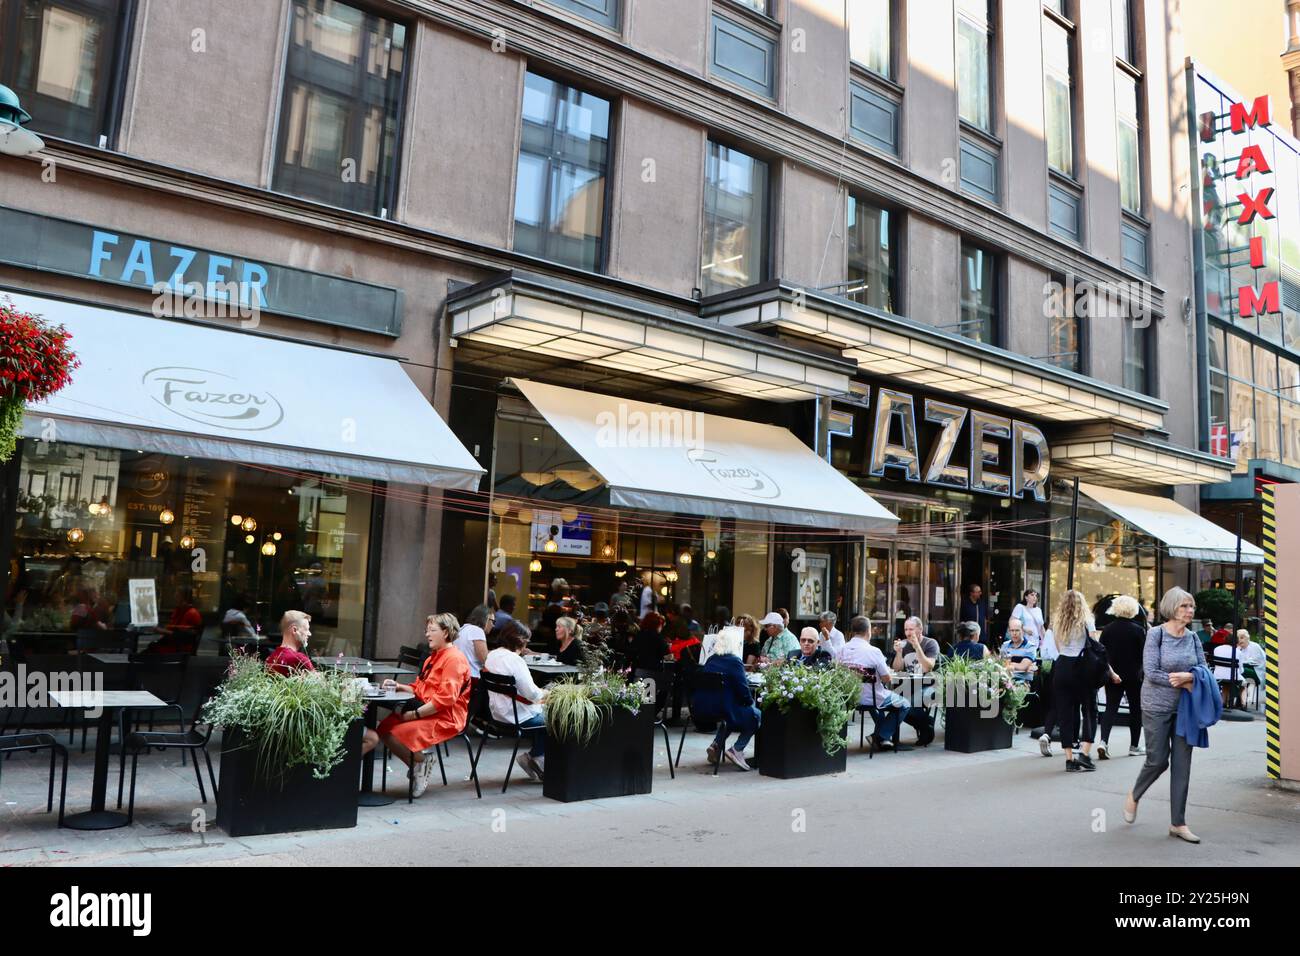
{"left": 1050, "top": 589, "right": 1122, "bottom": 772}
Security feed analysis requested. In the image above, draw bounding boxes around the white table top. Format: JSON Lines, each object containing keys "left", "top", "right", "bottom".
{"left": 88, "top": 653, "right": 131, "bottom": 665}
{"left": 50, "top": 690, "right": 167, "bottom": 709}
{"left": 526, "top": 661, "right": 579, "bottom": 673}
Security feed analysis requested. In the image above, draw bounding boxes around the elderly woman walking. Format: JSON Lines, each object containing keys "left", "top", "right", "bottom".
{"left": 1098, "top": 595, "right": 1146, "bottom": 759}
{"left": 1124, "top": 587, "right": 1208, "bottom": 843}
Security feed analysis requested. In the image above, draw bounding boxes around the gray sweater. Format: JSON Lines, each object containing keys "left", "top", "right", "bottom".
{"left": 1141, "top": 625, "right": 1206, "bottom": 714}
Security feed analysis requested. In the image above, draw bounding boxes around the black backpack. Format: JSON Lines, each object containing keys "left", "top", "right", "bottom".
{"left": 1080, "top": 636, "right": 1110, "bottom": 689}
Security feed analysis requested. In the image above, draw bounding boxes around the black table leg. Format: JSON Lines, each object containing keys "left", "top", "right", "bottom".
{"left": 62, "top": 706, "right": 131, "bottom": 830}
{"left": 358, "top": 702, "right": 394, "bottom": 807}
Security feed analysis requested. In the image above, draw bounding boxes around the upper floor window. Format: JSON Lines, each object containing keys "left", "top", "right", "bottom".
{"left": 701, "top": 140, "right": 768, "bottom": 297}
{"left": 1043, "top": 4, "right": 1076, "bottom": 177}
{"left": 545, "top": 0, "right": 620, "bottom": 30}
{"left": 1116, "top": 72, "right": 1142, "bottom": 214}
{"left": 846, "top": 194, "right": 897, "bottom": 314}
{"left": 848, "top": 0, "right": 891, "bottom": 80}
{"left": 1123, "top": 319, "right": 1153, "bottom": 394}
{"left": 273, "top": 0, "right": 407, "bottom": 216}
{"left": 513, "top": 71, "right": 611, "bottom": 272}
{"left": 956, "top": 0, "right": 993, "bottom": 134}
{"left": 0, "top": 0, "right": 128, "bottom": 145}
{"left": 728, "top": 0, "right": 769, "bottom": 13}
{"left": 1112, "top": 0, "right": 1134, "bottom": 65}
{"left": 1044, "top": 273, "right": 1084, "bottom": 373}
{"left": 959, "top": 242, "right": 998, "bottom": 345}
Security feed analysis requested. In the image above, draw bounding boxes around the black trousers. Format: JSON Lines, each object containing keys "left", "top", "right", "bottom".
{"left": 1100, "top": 672, "right": 1143, "bottom": 748}
{"left": 1054, "top": 657, "right": 1096, "bottom": 750}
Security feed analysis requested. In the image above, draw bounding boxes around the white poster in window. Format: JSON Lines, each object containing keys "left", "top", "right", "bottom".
{"left": 934, "top": 587, "right": 945, "bottom": 609}
{"left": 129, "top": 579, "right": 158, "bottom": 628}
{"left": 795, "top": 553, "right": 829, "bottom": 619}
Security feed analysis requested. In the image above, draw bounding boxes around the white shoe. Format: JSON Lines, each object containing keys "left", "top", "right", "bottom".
{"left": 1129, "top": 745, "right": 1145, "bottom": 756}
{"left": 724, "top": 748, "right": 751, "bottom": 771}
{"left": 410, "top": 758, "right": 432, "bottom": 798}
{"left": 517, "top": 753, "right": 544, "bottom": 782}
{"left": 1169, "top": 825, "right": 1201, "bottom": 844}
{"left": 1039, "top": 733, "right": 1052, "bottom": 757}
{"left": 1096, "top": 741, "right": 1109, "bottom": 760}
{"left": 1123, "top": 792, "right": 1138, "bottom": 824}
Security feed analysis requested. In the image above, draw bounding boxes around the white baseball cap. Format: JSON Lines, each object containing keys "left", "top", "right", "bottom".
{"left": 759, "top": 612, "right": 785, "bottom": 628}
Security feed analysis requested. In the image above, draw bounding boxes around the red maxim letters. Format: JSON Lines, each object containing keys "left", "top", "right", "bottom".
{"left": 1219, "top": 94, "right": 1280, "bottom": 320}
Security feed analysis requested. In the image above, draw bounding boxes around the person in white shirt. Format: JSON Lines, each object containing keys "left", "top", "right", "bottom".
{"left": 817, "top": 611, "right": 845, "bottom": 658}
{"left": 1214, "top": 629, "right": 1268, "bottom": 708}
{"left": 455, "top": 604, "right": 492, "bottom": 679}
{"left": 837, "top": 615, "right": 912, "bottom": 748}
{"left": 639, "top": 574, "right": 657, "bottom": 621}
{"left": 1009, "top": 590, "right": 1046, "bottom": 646}
{"left": 483, "top": 622, "right": 548, "bottom": 782}
{"left": 222, "top": 597, "right": 257, "bottom": 639}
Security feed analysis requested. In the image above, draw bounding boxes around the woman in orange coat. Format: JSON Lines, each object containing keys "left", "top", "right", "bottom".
{"left": 362, "top": 613, "right": 471, "bottom": 797}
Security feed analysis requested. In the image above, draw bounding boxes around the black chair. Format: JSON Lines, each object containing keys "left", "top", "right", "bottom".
{"left": 634, "top": 668, "right": 676, "bottom": 779}
{"left": 0, "top": 652, "right": 79, "bottom": 745}
{"left": 471, "top": 673, "right": 544, "bottom": 793}
{"left": 674, "top": 670, "right": 727, "bottom": 775}
{"left": 121, "top": 720, "right": 218, "bottom": 823}
{"left": 1212, "top": 645, "right": 1244, "bottom": 709}
{"left": 397, "top": 645, "right": 427, "bottom": 670}
{"left": 857, "top": 670, "right": 900, "bottom": 756}
{"left": 0, "top": 733, "right": 68, "bottom": 824}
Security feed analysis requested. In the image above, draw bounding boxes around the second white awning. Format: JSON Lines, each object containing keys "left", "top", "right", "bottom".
{"left": 1080, "top": 483, "right": 1265, "bottom": 564}
{"left": 512, "top": 379, "right": 898, "bottom": 533}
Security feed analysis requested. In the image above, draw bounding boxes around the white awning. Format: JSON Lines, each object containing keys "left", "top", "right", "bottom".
{"left": 12, "top": 293, "right": 483, "bottom": 488}
{"left": 512, "top": 379, "right": 898, "bottom": 533}
{"left": 1080, "top": 483, "right": 1265, "bottom": 564}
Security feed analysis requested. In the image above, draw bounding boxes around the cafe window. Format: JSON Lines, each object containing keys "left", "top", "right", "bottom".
{"left": 1043, "top": 4, "right": 1076, "bottom": 178}
{"left": 513, "top": 71, "right": 611, "bottom": 272}
{"left": 956, "top": 0, "right": 993, "bottom": 134}
{"left": 848, "top": 0, "right": 891, "bottom": 80}
{"left": 5, "top": 442, "right": 375, "bottom": 658}
{"left": 958, "top": 241, "right": 998, "bottom": 345}
{"left": 701, "top": 140, "right": 769, "bottom": 296}
{"left": 273, "top": 0, "right": 407, "bottom": 216}
{"left": 845, "top": 194, "right": 897, "bottom": 314}
{"left": 0, "top": 0, "right": 128, "bottom": 145}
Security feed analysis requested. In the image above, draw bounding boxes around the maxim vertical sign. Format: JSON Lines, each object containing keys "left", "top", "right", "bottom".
{"left": 1199, "top": 94, "right": 1279, "bottom": 320}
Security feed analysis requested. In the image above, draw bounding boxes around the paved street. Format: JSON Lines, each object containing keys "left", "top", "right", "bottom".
{"left": 2, "top": 713, "right": 1294, "bottom": 867}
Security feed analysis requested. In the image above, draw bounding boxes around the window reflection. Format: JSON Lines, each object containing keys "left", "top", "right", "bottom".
{"left": 701, "top": 141, "right": 769, "bottom": 295}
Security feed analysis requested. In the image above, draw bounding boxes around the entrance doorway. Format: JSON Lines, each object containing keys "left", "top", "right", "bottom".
{"left": 983, "top": 549, "right": 1026, "bottom": 644}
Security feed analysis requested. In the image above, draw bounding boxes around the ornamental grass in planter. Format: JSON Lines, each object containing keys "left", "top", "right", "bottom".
{"left": 932, "top": 655, "right": 1031, "bottom": 754}
{"left": 203, "top": 653, "right": 366, "bottom": 836}
{"left": 755, "top": 664, "right": 859, "bottom": 778}
{"left": 542, "top": 674, "right": 653, "bottom": 803}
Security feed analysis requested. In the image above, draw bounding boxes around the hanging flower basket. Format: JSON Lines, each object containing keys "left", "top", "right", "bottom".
{"left": 0, "top": 297, "right": 79, "bottom": 462}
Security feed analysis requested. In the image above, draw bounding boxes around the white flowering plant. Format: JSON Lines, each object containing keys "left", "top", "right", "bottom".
{"left": 543, "top": 673, "right": 651, "bottom": 745}
{"left": 755, "top": 662, "right": 860, "bottom": 755}
{"left": 932, "top": 654, "right": 1032, "bottom": 726}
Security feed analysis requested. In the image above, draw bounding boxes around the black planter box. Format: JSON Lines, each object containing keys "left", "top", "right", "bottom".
{"left": 543, "top": 706, "right": 653, "bottom": 802}
{"left": 757, "top": 704, "right": 847, "bottom": 779}
{"left": 217, "top": 718, "right": 363, "bottom": 837}
{"left": 943, "top": 706, "right": 1014, "bottom": 753}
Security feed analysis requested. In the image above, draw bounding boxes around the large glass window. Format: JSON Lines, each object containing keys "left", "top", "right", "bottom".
{"left": 1112, "top": 0, "right": 1133, "bottom": 64}
{"left": 846, "top": 195, "right": 897, "bottom": 313}
{"left": 513, "top": 71, "right": 611, "bottom": 272}
{"left": 956, "top": 0, "right": 993, "bottom": 133}
{"left": 959, "top": 242, "right": 998, "bottom": 344}
{"left": 701, "top": 140, "right": 769, "bottom": 296}
{"left": 274, "top": 0, "right": 407, "bottom": 216}
{"left": 4, "top": 442, "right": 375, "bottom": 656}
{"left": 1045, "top": 274, "right": 1083, "bottom": 372}
{"left": 848, "top": 0, "right": 891, "bottom": 79}
{"left": 1123, "top": 319, "right": 1151, "bottom": 394}
{"left": 1116, "top": 72, "right": 1142, "bottom": 214}
{"left": 1043, "top": 12, "right": 1075, "bottom": 177}
{"left": 0, "top": 0, "right": 126, "bottom": 145}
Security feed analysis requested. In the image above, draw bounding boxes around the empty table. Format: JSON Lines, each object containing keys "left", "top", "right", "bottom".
{"left": 50, "top": 690, "right": 167, "bottom": 830}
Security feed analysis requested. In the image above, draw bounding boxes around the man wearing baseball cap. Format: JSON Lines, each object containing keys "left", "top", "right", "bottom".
{"left": 758, "top": 611, "right": 799, "bottom": 662}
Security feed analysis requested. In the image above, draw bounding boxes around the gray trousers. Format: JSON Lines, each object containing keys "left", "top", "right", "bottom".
{"left": 1131, "top": 710, "right": 1194, "bottom": 826}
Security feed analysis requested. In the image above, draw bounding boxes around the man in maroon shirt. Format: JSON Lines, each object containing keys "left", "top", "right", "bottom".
{"left": 266, "top": 610, "right": 316, "bottom": 676}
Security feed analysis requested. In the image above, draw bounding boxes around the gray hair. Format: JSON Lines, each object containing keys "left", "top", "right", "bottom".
{"left": 1158, "top": 587, "right": 1196, "bottom": 623}
{"left": 556, "top": 616, "right": 577, "bottom": 636}
{"left": 1108, "top": 595, "right": 1141, "bottom": 620}
{"left": 819, "top": 611, "right": 837, "bottom": 625}
{"left": 904, "top": 615, "right": 924, "bottom": 632}
{"left": 956, "top": 621, "right": 981, "bottom": 642}
{"left": 713, "top": 626, "right": 745, "bottom": 658}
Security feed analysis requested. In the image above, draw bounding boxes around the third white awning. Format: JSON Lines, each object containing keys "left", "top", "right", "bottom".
{"left": 1080, "top": 483, "right": 1265, "bottom": 564}
{"left": 512, "top": 379, "right": 898, "bottom": 533}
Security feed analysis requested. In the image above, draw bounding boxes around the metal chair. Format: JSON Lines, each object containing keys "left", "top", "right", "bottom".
{"left": 397, "top": 645, "right": 427, "bottom": 670}
{"left": 121, "top": 720, "right": 218, "bottom": 823}
{"left": 856, "top": 670, "right": 900, "bottom": 756}
{"left": 471, "top": 673, "right": 544, "bottom": 793}
{"left": 674, "top": 670, "right": 727, "bottom": 775}
{"left": 634, "top": 668, "right": 676, "bottom": 779}
{"left": 0, "top": 733, "right": 68, "bottom": 824}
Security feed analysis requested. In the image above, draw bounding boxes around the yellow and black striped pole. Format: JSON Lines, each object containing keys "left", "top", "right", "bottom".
{"left": 1262, "top": 484, "right": 1280, "bottom": 780}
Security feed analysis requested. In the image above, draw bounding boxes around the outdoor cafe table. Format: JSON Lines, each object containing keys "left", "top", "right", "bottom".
{"left": 357, "top": 689, "right": 414, "bottom": 807}
{"left": 314, "top": 657, "right": 419, "bottom": 679}
{"left": 525, "top": 659, "right": 579, "bottom": 684}
{"left": 49, "top": 690, "right": 167, "bottom": 830}
{"left": 88, "top": 653, "right": 131, "bottom": 667}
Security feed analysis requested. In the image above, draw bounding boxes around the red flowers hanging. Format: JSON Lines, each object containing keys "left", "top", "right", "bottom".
{"left": 0, "top": 298, "right": 80, "bottom": 462}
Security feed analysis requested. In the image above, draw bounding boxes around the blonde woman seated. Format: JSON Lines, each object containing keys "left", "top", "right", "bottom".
{"left": 362, "top": 613, "right": 471, "bottom": 798}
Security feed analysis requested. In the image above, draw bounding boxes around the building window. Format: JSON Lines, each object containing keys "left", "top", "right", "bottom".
{"left": 59, "top": 471, "right": 79, "bottom": 505}
{"left": 710, "top": 12, "right": 777, "bottom": 98}
{"left": 701, "top": 141, "right": 769, "bottom": 296}
{"left": 1112, "top": 0, "right": 1134, "bottom": 65}
{"left": 0, "top": 0, "right": 128, "bottom": 145}
{"left": 1123, "top": 319, "right": 1152, "bottom": 394}
{"left": 728, "top": 0, "right": 769, "bottom": 13}
{"left": 956, "top": 0, "right": 993, "bottom": 133}
{"left": 545, "top": 0, "right": 620, "bottom": 30}
{"left": 1116, "top": 72, "right": 1142, "bottom": 214}
{"left": 848, "top": 0, "right": 891, "bottom": 80}
{"left": 845, "top": 195, "right": 897, "bottom": 313}
{"left": 958, "top": 242, "right": 998, "bottom": 345}
{"left": 1042, "top": 5, "right": 1076, "bottom": 178}
{"left": 1045, "top": 274, "right": 1084, "bottom": 373}
{"left": 513, "top": 71, "right": 611, "bottom": 272}
{"left": 273, "top": 0, "right": 408, "bottom": 216}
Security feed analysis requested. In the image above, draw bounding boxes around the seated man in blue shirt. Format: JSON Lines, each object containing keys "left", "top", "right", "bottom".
{"left": 786, "top": 627, "right": 834, "bottom": 668}
{"left": 951, "top": 621, "right": 990, "bottom": 660}
{"left": 999, "top": 617, "right": 1037, "bottom": 682}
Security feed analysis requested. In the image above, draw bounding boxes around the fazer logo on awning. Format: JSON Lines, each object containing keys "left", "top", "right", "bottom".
{"left": 686, "top": 448, "right": 781, "bottom": 500}
{"left": 143, "top": 367, "right": 285, "bottom": 431}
